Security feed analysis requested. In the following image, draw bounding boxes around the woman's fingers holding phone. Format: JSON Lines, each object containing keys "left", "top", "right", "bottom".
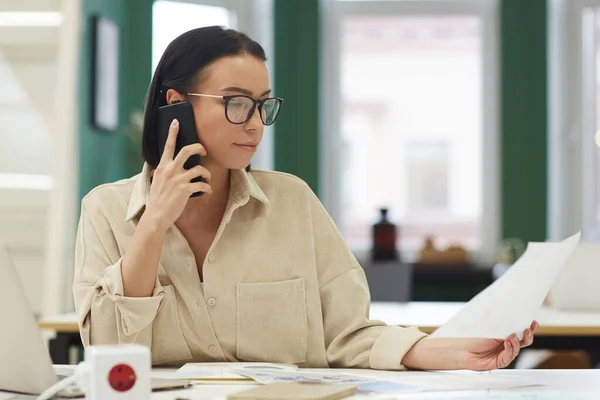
{"left": 145, "top": 119, "right": 210, "bottom": 231}
{"left": 188, "top": 181, "right": 213, "bottom": 195}
{"left": 173, "top": 143, "right": 207, "bottom": 168}
{"left": 182, "top": 165, "right": 211, "bottom": 183}
{"left": 160, "top": 119, "right": 180, "bottom": 164}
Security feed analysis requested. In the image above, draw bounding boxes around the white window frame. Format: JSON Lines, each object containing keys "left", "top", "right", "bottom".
{"left": 320, "top": 0, "right": 500, "bottom": 263}
{"left": 548, "top": 0, "right": 600, "bottom": 241}
{"left": 152, "top": 0, "right": 275, "bottom": 170}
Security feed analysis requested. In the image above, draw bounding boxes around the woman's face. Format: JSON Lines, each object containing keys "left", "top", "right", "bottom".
{"left": 178, "top": 55, "right": 270, "bottom": 171}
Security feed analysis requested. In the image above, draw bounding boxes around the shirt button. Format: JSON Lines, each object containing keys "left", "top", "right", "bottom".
{"left": 207, "top": 298, "right": 216, "bottom": 306}
{"left": 208, "top": 254, "right": 215, "bottom": 263}
{"left": 209, "top": 345, "right": 217, "bottom": 353}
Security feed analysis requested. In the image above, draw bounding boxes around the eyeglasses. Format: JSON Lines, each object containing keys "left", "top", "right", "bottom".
{"left": 186, "top": 93, "right": 283, "bottom": 126}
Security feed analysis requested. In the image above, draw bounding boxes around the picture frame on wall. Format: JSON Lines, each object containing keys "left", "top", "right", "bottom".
{"left": 91, "top": 15, "right": 120, "bottom": 132}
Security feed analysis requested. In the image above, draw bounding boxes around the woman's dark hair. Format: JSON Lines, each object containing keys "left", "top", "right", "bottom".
{"left": 142, "top": 26, "right": 267, "bottom": 169}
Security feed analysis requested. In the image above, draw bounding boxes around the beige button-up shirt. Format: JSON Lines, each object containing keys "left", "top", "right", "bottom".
{"left": 72, "top": 164, "right": 426, "bottom": 368}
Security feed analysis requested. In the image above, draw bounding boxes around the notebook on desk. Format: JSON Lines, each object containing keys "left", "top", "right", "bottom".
{"left": 0, "top": 241, "right": 193, "bottom": 397}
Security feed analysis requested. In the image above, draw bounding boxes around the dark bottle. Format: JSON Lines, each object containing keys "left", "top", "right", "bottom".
{"left": 371, "top": 208, "right": 399, "bottom": 261}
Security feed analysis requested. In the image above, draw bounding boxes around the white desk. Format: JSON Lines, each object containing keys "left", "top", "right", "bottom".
{"left": 1, "top": 368, "right": 598, "bottom": 400}
{"left": 122, "top": 369, "right": 600, "bottom": 399}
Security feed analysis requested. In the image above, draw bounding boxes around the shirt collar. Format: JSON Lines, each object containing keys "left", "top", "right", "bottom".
{"left": 229, "top": 167, "right": 270, "bottom": 207}
{"left": 125, "top": 163, "right": 270, "bottom": 222}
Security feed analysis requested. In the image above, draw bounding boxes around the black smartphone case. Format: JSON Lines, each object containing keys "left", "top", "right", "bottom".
{"left": 157, "top": 102, "right": 204, "bottom": 197}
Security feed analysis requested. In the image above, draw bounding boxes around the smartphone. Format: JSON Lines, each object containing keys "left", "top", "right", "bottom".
{"left": 157, "top": 101, "right": 204, "bottom": 197}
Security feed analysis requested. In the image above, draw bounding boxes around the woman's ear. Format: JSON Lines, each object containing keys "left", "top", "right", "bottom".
{"left": 165, "top": 89, "right": 186, "bottom": 105}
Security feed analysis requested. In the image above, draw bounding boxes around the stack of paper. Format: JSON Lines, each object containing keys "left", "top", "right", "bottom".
{"left": 171, "top": 362, "right": 299, "bottom": 382}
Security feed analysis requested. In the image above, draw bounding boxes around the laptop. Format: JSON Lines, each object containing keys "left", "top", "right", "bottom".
{"left": 0, "top": 241, "right": 193, "bottom": 397}
{"left": 550, "top": 242, "right": 600, "bottom": 311}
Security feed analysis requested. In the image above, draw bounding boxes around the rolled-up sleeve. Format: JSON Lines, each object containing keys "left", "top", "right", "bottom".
{"left": 72, "top": 203, "right": 164, "bottom": 348}
{"left": 308, "top": 190, "right": 427, "bottom": 370}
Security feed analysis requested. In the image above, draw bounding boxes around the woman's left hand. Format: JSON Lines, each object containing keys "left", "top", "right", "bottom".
{"left": 462, "top": 321, "right": 538, "bottom": 370}
{"left": 402, "top": 321, "right": 539, "bottom": 371}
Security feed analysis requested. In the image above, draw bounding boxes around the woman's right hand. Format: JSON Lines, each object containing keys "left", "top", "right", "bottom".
{"left": 144, "top": 118, "right": 212, "bottom": 231}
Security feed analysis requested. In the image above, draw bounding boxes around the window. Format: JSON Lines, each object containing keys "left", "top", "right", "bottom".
{"left": 595, "top": 9, "right": 600, "bottom": 226}
{"left": 322, "top": 0, "right": 499, "bottom": 261}
{"left": 579, "top": 2, "right": 600, "bottom": 239}
{"left": 549, "top": 0, "right": 600, "bottom": 241}
{"left": 406, "top": 141, "right": 450, "bottom": 212}
{"left": 152, "top": 1, "right": 234, "bottom": 73}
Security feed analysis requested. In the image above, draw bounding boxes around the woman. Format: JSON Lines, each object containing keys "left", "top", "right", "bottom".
{"left": 73, "top": 26, "right": 537, "bottom": 370}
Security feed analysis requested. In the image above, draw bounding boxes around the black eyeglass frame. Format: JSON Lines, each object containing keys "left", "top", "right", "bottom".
{"left": 186, "top": 93, "right": 283, "bottom": 126}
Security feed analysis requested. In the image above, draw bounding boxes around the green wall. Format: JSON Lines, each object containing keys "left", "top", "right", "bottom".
{"left": 500, "top": 0, "right": 548, "bottom": 242}
{"left": 78, "top": 0, "right": 152, "bottom": 201}
{"left": 273, "top": 0, "right": 320, "bottom": 194}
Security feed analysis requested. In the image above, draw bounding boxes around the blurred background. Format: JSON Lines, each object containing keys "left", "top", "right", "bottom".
{"left": 1, "top": 0, "right": 599, "bottom": 367}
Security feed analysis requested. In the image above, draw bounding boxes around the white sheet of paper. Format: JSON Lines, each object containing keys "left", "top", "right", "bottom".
{"left": 171, "top": 362, "right": 298, "bottom": 381}
{"left": 232, "top": 369, "right": 375, "bottom": 385}
{"left": 233, "top": 370, "right": 538, "bottom": 394}
{"left": 431, "top": 232, "right": 581, "bottom": 339}
{"left": 232, "top": 369, "right": 407, "bottom": 394}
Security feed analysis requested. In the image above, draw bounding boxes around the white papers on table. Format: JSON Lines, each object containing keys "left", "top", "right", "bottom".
{"left": 232, "top": 369, "right": 374, "bottom": 385}
{"left": 231, "top": 369, "right": 413, "bottom": 394}
{"left": 171, "top": 362, "right": 298, "bottom": 381}
{"left": 171, "top": 365, "right": 539, "bottom": 395}
{"left": 431, "top": 233, "right": 581, "bottom": 340}
{"left": 232, "top": 369, "right": 538, "bottom": 395}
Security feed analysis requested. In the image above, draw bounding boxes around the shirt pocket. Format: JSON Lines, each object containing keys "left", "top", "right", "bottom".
{"left": 151, "top": 285, "right": 193, "bottom": 366}
{"left": 236, "top": 278, "right": 308, "bottom": 364}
